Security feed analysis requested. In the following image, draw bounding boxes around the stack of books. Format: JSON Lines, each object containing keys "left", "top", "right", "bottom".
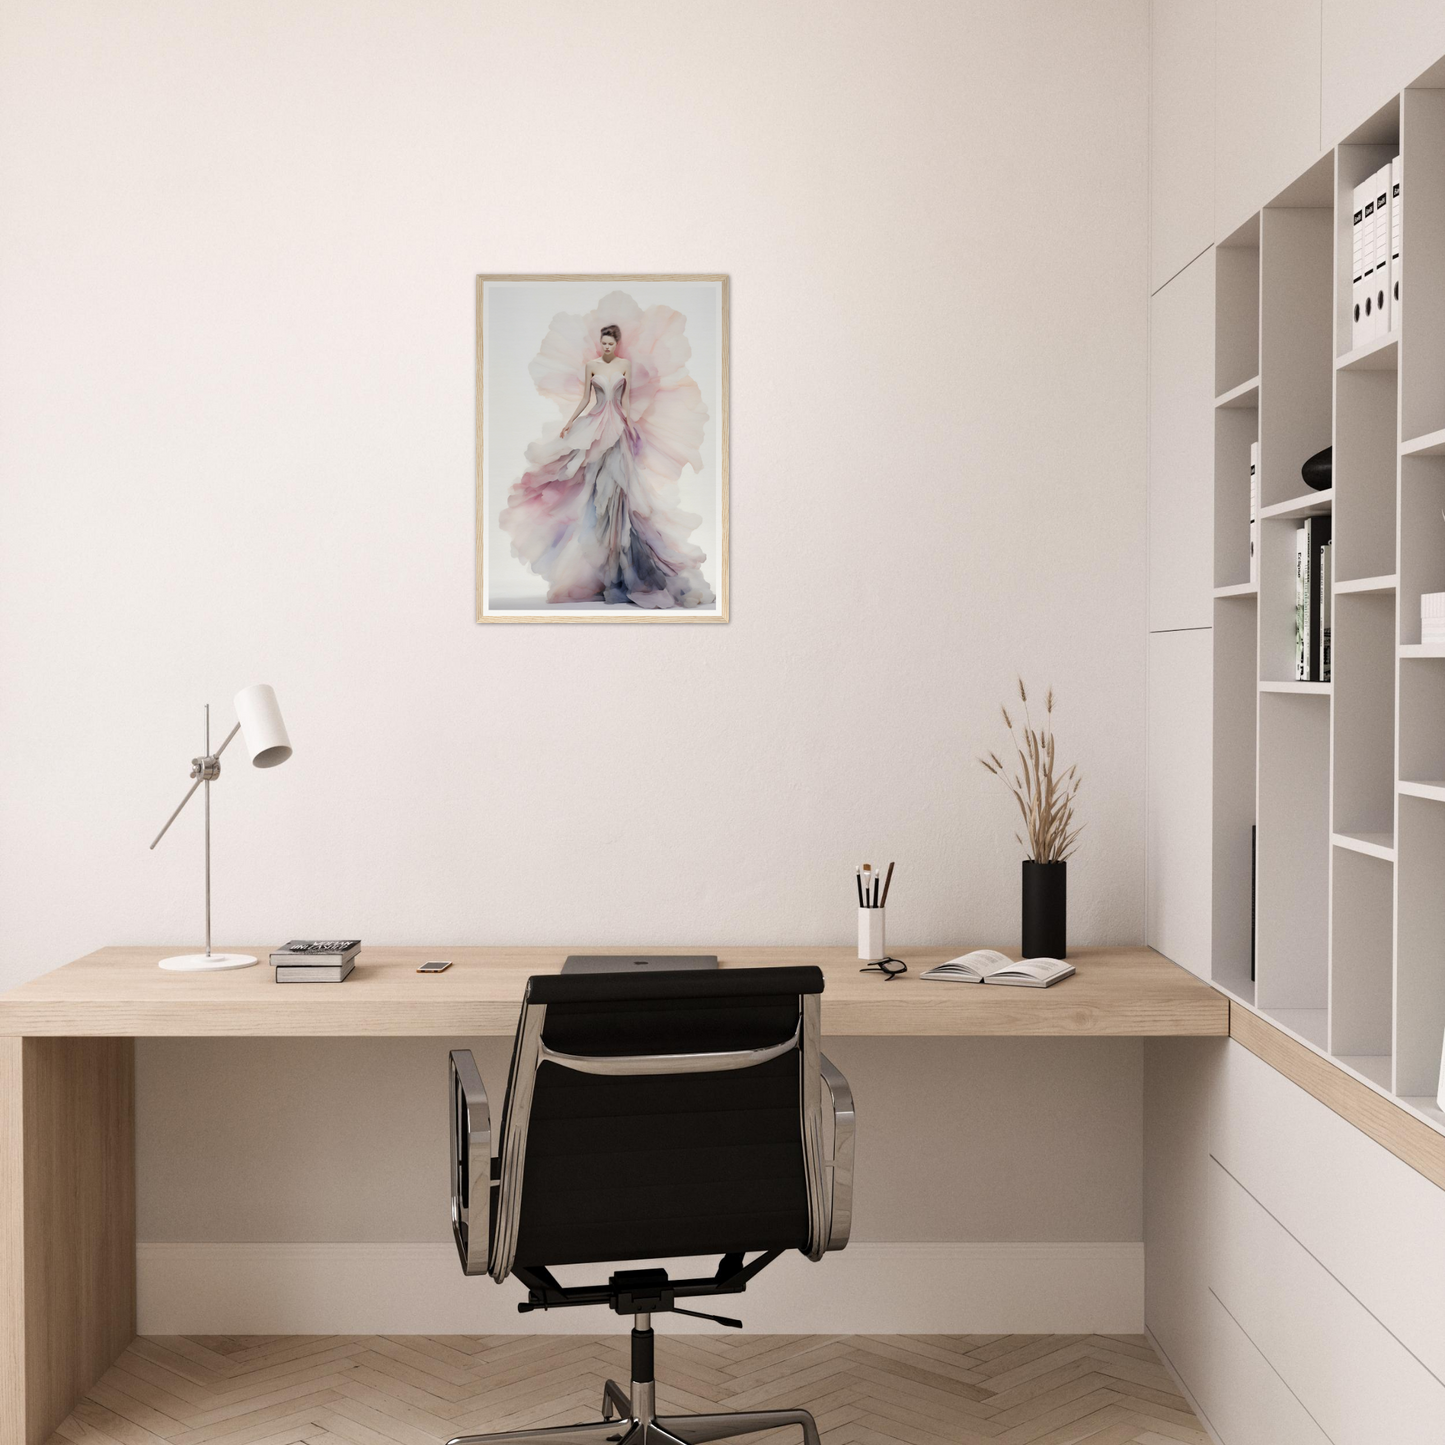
{"left": 1294, "top": 518, "right": 1332, "bottom": 682}
{"left": 1423, "top": 593, "right": 1445, "bottom": 646}
{"left": 270, "top": 939, "right": 361, "bottom": 983}
{"left": 1249, "top": 442, "right": 1259, "bottom": 585}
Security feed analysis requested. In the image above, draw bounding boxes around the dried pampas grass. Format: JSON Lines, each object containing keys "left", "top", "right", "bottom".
{"left": 979, "top": 678, "right": 1083, "bottom": 863}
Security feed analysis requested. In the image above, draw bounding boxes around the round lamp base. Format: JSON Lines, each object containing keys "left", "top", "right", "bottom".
{"left": 158, "top": 952, "right": 258, "bottom": 972}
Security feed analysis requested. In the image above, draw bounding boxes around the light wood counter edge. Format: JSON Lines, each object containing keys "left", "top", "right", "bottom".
{"left": 1229, "top": 1001, "right": 1445, "bottom": 1193}
{"left": 0, "top": 945, "right": 1228, "bottom": 1038}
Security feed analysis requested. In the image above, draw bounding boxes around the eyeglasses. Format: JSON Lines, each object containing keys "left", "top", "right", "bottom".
{"left": 859, "top": 956, "right": 908, "bottom": 981}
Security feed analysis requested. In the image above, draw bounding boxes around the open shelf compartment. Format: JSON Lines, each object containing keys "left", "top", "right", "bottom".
{"left": 1255, "top": 692, "right": 1330, "bottom": 1019}
{"left": 1216, "top": 214, "right": 1260, "bottom": 399}
{"left": 1212, "top": 593, "right": 1259, "bottom": 1003}
{"left": 1329, "top": 847, "right": 1393, "bottom": 1071}
{"left": 1397, "top": 795, "right": 1445, "bottom": 1097}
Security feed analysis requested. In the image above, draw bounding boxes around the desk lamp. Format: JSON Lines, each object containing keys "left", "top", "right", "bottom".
{"left": 149, "top": 684, "right": 292, "bottom": 971}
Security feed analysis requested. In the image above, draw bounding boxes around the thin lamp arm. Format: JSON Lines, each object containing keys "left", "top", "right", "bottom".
{"left": 148, "top": 721, "right": 241, "bottom": 850}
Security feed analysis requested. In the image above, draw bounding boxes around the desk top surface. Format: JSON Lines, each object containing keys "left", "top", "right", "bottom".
{"left": 0, "top": 944, "right": 1227, "bottom": 1037}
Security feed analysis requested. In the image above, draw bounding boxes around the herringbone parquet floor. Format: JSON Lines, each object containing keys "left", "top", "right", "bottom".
{"left": 49, "top": 1334, "right": 1210, "bottom": 1445}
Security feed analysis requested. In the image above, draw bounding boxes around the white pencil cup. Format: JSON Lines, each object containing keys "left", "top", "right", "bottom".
{"left": 858, "top": 908, "right": 886, "bottom": 962}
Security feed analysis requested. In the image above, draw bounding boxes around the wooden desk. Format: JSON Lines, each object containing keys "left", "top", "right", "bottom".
{"left": 0, "top": 944, "right": 1223, "bottom": 1445}
{"left": 0, "top": 943, "right": 1225, "bottom": 1038}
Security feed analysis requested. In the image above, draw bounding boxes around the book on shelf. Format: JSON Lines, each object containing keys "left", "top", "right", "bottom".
{"left": 1249, "top": 441, "right": 1259, "bottom": 584}
{"left": 1293, "top": 517, "right": 1332, "bottom": 681}
{"left": 920, "top": 950, "right": 1074, "bottom": 988}
{"left": 1422, "top": 592, "right": 1445, "bottom": 644}
{"left": 276, "top": 958, "right": 355, "bottom": 984}
{"left": 1308, "top": 517, "right": 1331, "bottom": 681}
{"left": 1320, "top": 538, "right": 1332, "bottom": 682}
{"left": 1295, "top": 526, "right": 1308, "bottom": 679}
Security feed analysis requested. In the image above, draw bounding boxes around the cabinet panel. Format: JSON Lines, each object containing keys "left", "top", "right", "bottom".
{"left": 1215, "top": 0, "right": 1323, "bottom": 237}
{"left": 1322, "top": 0, "right": 1445, "bottom": 145}
{"left": 1197, "top": 1290, "right": 1331, "bottom": 1445}
{"left": 1210, "top": 1155, "right": 1445, "bottom": 1444}
{"left": 1213, "top": 1040, "right": 1445, "bottom": 1384}
{"left": 1149, "top": 251, "right": 1215, "bottom": 631}
{"left": 1150, "top": 0, "right": 1215, "bottom": 291}
{"left": 1147, "top": 629, "right": 1213, "bottom": 978}
{"left": 1143, "top": 1038, "right": 1226, "bottom": 1392}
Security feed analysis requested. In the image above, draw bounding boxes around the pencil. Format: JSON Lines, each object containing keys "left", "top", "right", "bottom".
{"left": 855, "top": 869, "right": 865, "bottom": 907}
{"left": 880, "top": 860, "right": 895, "bottom": 907}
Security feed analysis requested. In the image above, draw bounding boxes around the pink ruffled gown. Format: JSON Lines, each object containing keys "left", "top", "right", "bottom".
{"left": 499, "top": 294, "right": 716, "bottom": 609}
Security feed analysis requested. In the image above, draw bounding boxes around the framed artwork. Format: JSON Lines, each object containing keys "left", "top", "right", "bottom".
{"left": 476, "top": 274, "right": 729, "bottom": 623}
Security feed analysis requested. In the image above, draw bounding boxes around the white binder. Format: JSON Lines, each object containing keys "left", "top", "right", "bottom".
{"left": 1362, "top": 171, "right": 1380, "bottom": 341}
{"left": 1351, "top": 179, "right": 1369, "bottom": 349}
{"left": 1391, "top": 154, "right": 1402, "bottom": 333}
{"left": 1373, "top": 165, "right": 1391, "bottom": 341}
{"left": 1249, "top": 441, "right": 1259, "bottom": 587}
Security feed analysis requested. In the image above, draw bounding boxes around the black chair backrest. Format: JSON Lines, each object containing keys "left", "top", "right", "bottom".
{"left": 499, "top": 966, "right": 824, "bottom": 1270}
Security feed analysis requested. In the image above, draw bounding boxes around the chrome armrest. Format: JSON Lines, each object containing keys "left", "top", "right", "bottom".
{"left": 449, "top": 1049, "right": 492, "bottom": 1276}
{"left": 819, "top": 1052, "right": 854, "bottom": 1251}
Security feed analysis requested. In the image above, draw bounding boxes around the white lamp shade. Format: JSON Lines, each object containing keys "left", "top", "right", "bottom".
{"left": 233, "top": 684, "right": 292, "bottom": 768}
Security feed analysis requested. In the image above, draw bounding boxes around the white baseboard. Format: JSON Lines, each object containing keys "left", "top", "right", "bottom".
{"left": 137, "top": 1241, "right": 1143, "bottom": 1335}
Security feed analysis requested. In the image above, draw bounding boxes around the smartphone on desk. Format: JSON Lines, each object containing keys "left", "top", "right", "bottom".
{"left": 417, "top": 959, "right": 452, "bottom": 973}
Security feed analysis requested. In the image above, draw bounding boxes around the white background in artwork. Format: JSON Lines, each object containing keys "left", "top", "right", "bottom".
{"left": 483, "top": 278, "right": 722, "bottom": 610}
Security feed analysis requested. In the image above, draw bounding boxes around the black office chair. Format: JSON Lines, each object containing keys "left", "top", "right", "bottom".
{"left": 446, "top": 965, "right": 855, "bottom": 1445}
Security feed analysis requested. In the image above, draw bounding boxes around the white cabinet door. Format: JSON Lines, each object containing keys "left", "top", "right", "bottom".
{"left": 1147, "top": 629, "right": 1213, "bottom": 978}
{"left": 1215, "top": 0, "right": 1323, "bottom": 237}
{"left": 1197, "top": 1290, "right": 1332, "bottom": 1445}
{"left": 1214, "top": 1039, "right": 1445, "bottom": 1384}
{"left": 1211, "top": 1156, "right": 1445, "bottom": 1444}
{"left": 1149, "top": 251, "right": 1215, "bottom": 632}
{"left": 1150, "top": 0, "right": 1215, "bottom": 292}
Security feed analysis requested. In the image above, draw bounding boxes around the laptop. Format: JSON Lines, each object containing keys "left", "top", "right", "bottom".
{"left": 561, "top": 954, "right": 719, "bottom": 974}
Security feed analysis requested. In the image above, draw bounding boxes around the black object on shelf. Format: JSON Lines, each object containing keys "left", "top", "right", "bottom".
{"left": 1022, "top": 860, "right": 1066, "bottom": 959}
{"left": 1301, "top": 445, "right": 1332, "bottom": 491}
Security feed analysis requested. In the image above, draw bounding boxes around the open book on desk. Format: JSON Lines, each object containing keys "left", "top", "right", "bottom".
{"left": 920, "top": 950, "right": 1074, "bottom": 988}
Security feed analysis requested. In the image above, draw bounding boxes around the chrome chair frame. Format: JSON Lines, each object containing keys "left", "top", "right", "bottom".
{"left": 446, "top": 985, "right": 854, "bottom": 1445}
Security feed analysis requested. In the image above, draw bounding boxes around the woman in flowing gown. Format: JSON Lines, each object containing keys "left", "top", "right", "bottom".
{"left": 499, "top": 293, "right": 716, "bottom": 609}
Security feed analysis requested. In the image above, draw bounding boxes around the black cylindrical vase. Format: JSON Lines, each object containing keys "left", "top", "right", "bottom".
{"left": 1022, "top": 860, "right": 1067, "bottom": 958}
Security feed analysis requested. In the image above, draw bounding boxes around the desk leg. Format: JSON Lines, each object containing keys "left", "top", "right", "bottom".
{"left": 0, "top": 1037, "right": 136, "bottom": 1445}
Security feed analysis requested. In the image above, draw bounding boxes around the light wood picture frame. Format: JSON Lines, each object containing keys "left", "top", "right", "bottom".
{"left": 475, "top": 274, "right": 729, "bottom": 623}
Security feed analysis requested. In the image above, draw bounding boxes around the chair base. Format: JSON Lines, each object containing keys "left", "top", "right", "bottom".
{"left": 446, "top": 1380, "right": 821, "bottom": 1445}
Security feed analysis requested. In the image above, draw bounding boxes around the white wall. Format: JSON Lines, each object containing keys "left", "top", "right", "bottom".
{"left": 134, "top": 1033, "right": 1149, "bottom": 1333}
{"left": 0, "top": 0, "right": 1152, "bottom": 1322}
{"left": 136, "top": 1035, "right": 1144, "bottom": 1243}
{"left": 0, "top": 0, "right": 1149, "bottom": 983}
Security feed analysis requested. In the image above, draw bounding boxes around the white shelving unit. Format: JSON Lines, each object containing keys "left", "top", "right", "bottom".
{"left": 1212, "top": 77, "right": 1445, "bottom": 1133}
